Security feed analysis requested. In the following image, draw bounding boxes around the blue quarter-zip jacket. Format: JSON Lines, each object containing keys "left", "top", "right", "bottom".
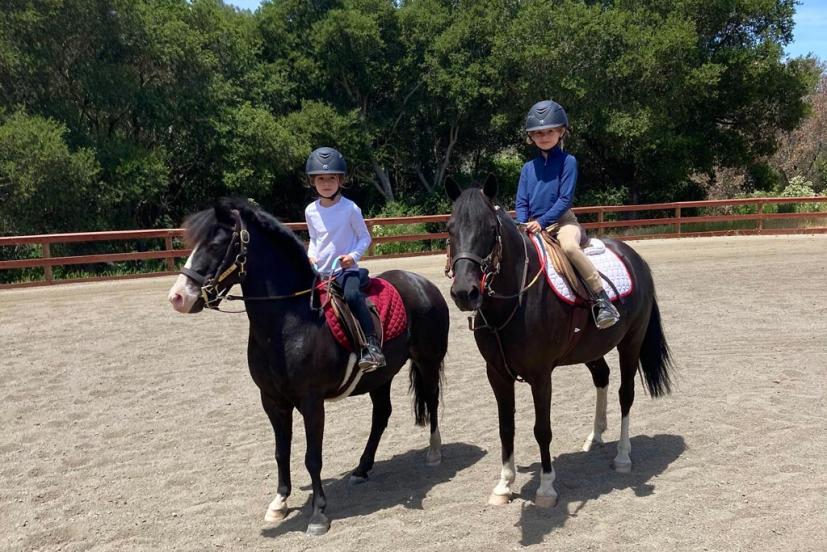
{"left": 515, "top": 145, "right": 578, "bottom": 228}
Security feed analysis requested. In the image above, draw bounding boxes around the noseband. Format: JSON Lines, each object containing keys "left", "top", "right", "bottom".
{"left": 180, "top": 210, "right": 249, "bottom": 310}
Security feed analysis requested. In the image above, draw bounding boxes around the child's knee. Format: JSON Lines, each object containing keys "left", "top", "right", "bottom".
{"left": 560, "top": 239, "right": 580, "bottom": 256}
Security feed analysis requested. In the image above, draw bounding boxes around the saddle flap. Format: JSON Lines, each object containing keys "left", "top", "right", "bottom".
{"left": 327, "top": 291, "right": 381, "bottom": 350}
{"left": 529, "top": 234, "right": 634, "bottom": 306}
{"left": 318, "top": 278, "right": 408, "bottom": 353}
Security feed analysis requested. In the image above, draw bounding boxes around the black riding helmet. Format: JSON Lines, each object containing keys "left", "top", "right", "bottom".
{"left": 306, "top": 147, "right": 347, "bottom": 176}
{"left": 525, "top": 100, "right": 568, "bottom": 132}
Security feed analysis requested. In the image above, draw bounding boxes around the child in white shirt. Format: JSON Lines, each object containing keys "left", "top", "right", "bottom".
{"left": 304, "top": 147, "right": 385, "bottom": 371}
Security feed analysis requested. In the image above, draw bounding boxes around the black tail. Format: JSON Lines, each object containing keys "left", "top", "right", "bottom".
{"left": 409, "top": 359, "right": 443, "bottom": 426}
{"left": 639, "top": 296, "right": 674, "bottom": 397}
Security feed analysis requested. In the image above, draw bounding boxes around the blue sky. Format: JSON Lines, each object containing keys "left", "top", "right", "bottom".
{"left": 224, "top": 0, "right": 827, "bottom": 61}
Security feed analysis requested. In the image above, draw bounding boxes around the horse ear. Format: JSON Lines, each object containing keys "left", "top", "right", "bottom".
{"left": 482, "top": 173, "right": 498, "bottom": 200}
{"left": 445, "top": 177, "right": 462, "bottom": 202}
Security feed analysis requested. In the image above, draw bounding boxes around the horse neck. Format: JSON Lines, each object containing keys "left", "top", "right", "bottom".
{"left": 240, "top": 225, "right": 316, "bottom": 323}
{"left": 493, "top": 214, "right": 530, "bottom": 291}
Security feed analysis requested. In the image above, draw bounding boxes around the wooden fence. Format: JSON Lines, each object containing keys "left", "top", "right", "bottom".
{"left": 2, "top": 196, "right": 826, "bottom": 288}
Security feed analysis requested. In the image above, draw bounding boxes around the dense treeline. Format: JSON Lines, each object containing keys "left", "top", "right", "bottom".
{"left": 0, "top": 0, "right": 821, "bottom": 235}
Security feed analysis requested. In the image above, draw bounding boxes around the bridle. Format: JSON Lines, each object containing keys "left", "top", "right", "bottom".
{"left": 180, "top": 210, "right": 330, "bottom": 312}
{"left": 180, "top": 210, "right": 250, "bottom": 310}
{"left": 444, "top": 214, "right": 503, "bottom": 294}
{"left": 445, "top": 207, "right": 543, "bottom": 303}
{"left": 444, "top": 205, "right": 544, "bottom": 384}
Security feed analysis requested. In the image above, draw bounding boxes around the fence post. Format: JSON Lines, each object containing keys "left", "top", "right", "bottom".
{"left": 367, "top": 225, "right": 375, "bottom": 256}
{"left": 675, "top": 206, "right": 682, "bottom": 236}
{"left": 756, "top": 200, "right": 765, "bottom": 233}
{"left": 165, "top": 236, "right": 175, "bottom": 272}
{"left": 42, "top": 242, "right": 53, "bottom": 284}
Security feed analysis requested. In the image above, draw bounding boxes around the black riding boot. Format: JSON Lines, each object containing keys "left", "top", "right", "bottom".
{"left": 593, "top": 290, "right": 620, "bottom": 329}
{"left": 359, "top": 335, "right": 386, "bottom": 372}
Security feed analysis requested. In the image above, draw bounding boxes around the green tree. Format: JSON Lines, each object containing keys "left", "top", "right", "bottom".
{"left": 0, "top": 111, "right": 102, "bottom": 234}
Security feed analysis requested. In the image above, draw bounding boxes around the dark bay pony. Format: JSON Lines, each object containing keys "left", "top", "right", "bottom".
{"left": 167, "top": 198, "right": 448, "bottom": 536}
{"left": 446, "top": 176, "right": 674, "bottom": 508}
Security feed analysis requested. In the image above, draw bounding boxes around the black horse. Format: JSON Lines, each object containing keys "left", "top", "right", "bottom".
{"left": 445, "top": 176, "right": 673, "bottom": 508}
{"left": 168, "top": 198, "right": 449, "bottom": 536}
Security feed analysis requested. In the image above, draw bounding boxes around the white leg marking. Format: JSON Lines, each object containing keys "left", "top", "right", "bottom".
{"left": 426, "top": 427, "right": 442, "bottom": 466}
{"left": 168, "top": 247, "right": 201, "bottom": 313}
{"left": 583, "top": 385, "right": 609, "bottom": 451}
{"left": 534, "top": 467, "right": 558, "bottom": 508}
{"left": 489, "top": 455, "right": 515, "bottom": 505}
{"left": 264, "top": 493, "right": 288, "bottom": 522}
{"left": 613, "top": 415, "right": 632, "bottom": 473}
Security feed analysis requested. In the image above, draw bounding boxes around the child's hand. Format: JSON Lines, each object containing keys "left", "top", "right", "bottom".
{"left": 338, "top": 255, "right": 355, "bottom": 269}
{"left": 308, "top": 256, "right": 317, "bottom": 266}
{"left": 525, "top": 220, "right": 542, "bottom": 234}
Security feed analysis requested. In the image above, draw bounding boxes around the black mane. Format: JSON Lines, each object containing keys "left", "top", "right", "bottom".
{"left": 453, "top": 187, "right": 513, "bottom": 229}
{"left": 184, "top": 198, "right": 309, "bottom": 263}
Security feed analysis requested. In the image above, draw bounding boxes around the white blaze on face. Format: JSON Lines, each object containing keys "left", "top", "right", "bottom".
{"left": 167, "top": 246, "right": 201, "bottom": 313}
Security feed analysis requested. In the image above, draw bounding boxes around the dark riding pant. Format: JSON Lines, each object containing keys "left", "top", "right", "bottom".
{"left": 336, "top": 269, "right": 375, "bottom": 339}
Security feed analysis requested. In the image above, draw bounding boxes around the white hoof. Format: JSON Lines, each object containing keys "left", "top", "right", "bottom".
{"left": 264, "top": 507, "right": 287, "bottom": 522}
{"left": 534, "top": 493, "right": 558, "bottom": 508}
{"left": 425, "top": 449, "right": 442, "bottom": 466}
{"left": 583, "top": 433, "right": 603, "bottom": 452}
{"left": 488, "top": 492, "right": 512, "bottom": 506}
{"left": 265, "top": 495, "right": 288, "bottom": 522}
{"left": 613, "top": 459, "right": 632, "bottom": 473}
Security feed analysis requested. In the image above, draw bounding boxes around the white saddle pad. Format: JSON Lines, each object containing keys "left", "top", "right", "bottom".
{"left": 529, "top": 234, "right": 633, "bottom": 305}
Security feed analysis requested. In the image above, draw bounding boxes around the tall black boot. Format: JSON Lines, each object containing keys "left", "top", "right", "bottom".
{"left": 358, "top": 335, "right": 386, "bottom": 372}
{"left": 593, "top": 290, "right": 620, "bottom": 329}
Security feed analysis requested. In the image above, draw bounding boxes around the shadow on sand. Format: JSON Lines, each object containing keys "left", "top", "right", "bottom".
{"left": 515, "top": 434, "right": 686, "bottom": 546}
{"left": 261, "top": 441, "right": 486, "bottom": 538}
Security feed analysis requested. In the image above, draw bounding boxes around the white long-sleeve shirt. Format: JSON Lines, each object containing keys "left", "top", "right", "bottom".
{"left": 305, "top": 197, "right": 372, "bottom": 275}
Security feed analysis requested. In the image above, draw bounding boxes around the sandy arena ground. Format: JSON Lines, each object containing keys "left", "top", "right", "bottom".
{"left": 1, "top": 234, "right": 826, "bottom": 551}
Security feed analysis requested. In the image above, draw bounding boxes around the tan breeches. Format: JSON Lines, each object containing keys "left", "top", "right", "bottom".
{"left": 545, "top": 210, "right": 603, "bottom": 294}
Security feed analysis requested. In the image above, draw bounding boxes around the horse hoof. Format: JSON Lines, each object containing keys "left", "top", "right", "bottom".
{"left": 534, "top": 494, "right": 558, "bottom": 508}
{"left": 264, "top": 508, "right": 287, "bottom": 522}
{"left": 306, "top": 521, "right": 330, "bottom": 537}
{"left": 613, "top": 460, "right": 632, "bottom": 473}
{"left": 425, "top": 450, "right": 442, "bottom": 466}
{"left": 349, "top": 474, "right": 368, "bottom": 485}
{"left": 488, "top": 493, "right": 511, "bottom": 506}
{"left": 306, "top": 514, "right": 330, "bottom": 537}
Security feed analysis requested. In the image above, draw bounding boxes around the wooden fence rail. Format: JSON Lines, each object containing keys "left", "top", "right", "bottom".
{"left": 2, "top": 196, "right": 826, "bottom": 288}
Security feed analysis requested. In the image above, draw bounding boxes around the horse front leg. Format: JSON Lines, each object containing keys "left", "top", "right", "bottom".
{"left": 531, "top": 372, "right": 557, "bottom": 507}
{"left": 261, "top": 393, "right": 293, "bottom": 522}
{"left": 350, "top": 381, "right": 392, "bottom": 483}
{"left": 301, "top": 397, "right": 330, "bottom": 536}
{"left": 486, "top": 362, "right": 516, "bottom": 505}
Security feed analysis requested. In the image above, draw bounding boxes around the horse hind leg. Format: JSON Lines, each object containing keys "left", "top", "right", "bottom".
{"left": 583, "top": 358, "right": 610, "bottom": 452}
{"left": 350, "top": 381, "right": 393, "bottom": 483}
{"left": 613, "top": 343, "right": 640, "bottom": 473}
{"left": 408, "top": 356, "right": 443, "bottom": 466}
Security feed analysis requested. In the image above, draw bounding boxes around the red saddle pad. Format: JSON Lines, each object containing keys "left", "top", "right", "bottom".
{"left": 316, "top": 277, "right": 408, "bottom": 352}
